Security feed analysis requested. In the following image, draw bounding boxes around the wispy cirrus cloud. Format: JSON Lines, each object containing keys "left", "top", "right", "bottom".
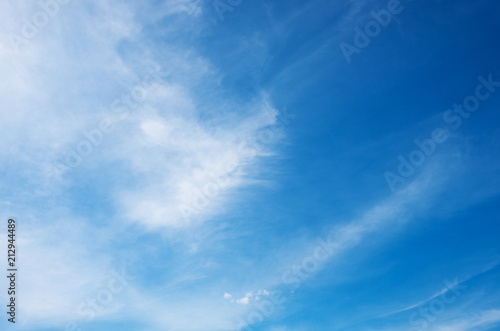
{"left": 2, "top": 1, "right": 500, "bottom": 331}
{"left": 0, "top": 1, "right": 290, "bottom": 330}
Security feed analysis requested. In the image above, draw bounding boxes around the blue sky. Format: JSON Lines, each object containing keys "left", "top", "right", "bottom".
{"left": 1, "top": 0, "right": 500, "bottom": 330}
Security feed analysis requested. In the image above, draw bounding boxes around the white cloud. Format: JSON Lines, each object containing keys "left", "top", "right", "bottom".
{"left": 0, "top": 1, "right": 288, "bottom": 330}
{"left": 113, "top": 91, "right": 281, "bottom": 229}
{"left": 237, "top": 296, "right": 250, "bottom": 305}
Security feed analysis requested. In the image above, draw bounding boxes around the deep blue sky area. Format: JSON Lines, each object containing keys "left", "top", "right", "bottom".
{"left": 1, "top": 0, "right": 500, "bottom": 330}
